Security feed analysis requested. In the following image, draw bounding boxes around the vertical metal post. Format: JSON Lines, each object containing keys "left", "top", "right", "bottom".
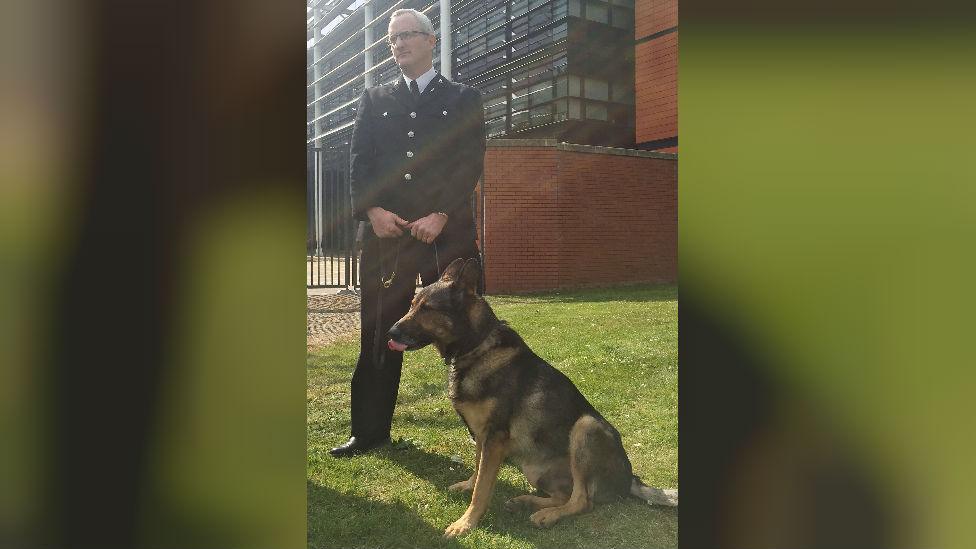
{"left": 364, "top": 2, "right": 374, "bottom": 88}
{"left": 314, "top": 150, "right": 323, "bottom": 258}
{"left": 505, "top": 0, "right": 513, "bottom": 132}
{"left": 439, "top": 0, "right": 452, "bottom": 79}
{"left": 314, "top": 150, "right": 323, "bottom": 286}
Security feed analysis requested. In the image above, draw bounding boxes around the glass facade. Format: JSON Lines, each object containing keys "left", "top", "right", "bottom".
{"left": 307, "top": 0, "right": 635, "bottom": 151}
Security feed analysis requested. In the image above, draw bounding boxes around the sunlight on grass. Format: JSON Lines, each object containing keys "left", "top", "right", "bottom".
{"left": 308, "top": 285, "right": 677, "bottom": 549}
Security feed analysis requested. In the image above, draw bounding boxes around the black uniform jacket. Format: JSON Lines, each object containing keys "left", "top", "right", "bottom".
{"left": 349, "top": 74, "right": 485, "bottom": 236}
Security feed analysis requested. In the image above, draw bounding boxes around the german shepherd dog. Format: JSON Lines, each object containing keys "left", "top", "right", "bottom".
{"left": 386, "top": 258, "right": 677, "bottom": 538}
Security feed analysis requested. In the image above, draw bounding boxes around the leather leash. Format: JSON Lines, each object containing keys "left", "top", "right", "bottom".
{"left": 373, "top": 236, "right": 441, "bottom": 369}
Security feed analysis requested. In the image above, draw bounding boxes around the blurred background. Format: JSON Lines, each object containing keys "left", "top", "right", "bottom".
{"left": 2, "top": 0, "right": 974, "bottom": 548}
{"left": 1, "top": 1, "right": 307, "bottom": 548}
{"left": 678, "top": 2, "right": 976, "bottom": 548}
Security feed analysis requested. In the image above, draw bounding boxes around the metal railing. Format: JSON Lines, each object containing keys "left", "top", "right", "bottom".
{"left": 307, "top": 147, "right": 359, "bottom": 288}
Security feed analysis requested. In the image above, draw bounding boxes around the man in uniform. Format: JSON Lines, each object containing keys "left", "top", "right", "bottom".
{"left": 330, "top": 8, "right": 485, "bottom": 457}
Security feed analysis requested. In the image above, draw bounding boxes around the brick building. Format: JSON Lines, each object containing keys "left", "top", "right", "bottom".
{"left": 306, "top": 0, "right": 678, "bottom": 291}
{"left": 481, "top": 140, "right": 676, "bottom": 293}
{"left": 634, "top": 0, "right": 677, "bottom": 152}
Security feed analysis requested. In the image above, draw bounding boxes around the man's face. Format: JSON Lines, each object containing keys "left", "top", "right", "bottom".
{"left": 388, "top": 14, "right": 436, "bottom": 72}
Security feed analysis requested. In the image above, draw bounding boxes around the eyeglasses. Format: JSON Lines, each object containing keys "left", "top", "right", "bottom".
{"left": 387, "top": 30, "right": 430, "bottom": 45}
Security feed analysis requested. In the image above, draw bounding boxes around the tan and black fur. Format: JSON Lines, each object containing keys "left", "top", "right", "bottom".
{"left": 387, "top": 258, "right": 677, "bottom": 538}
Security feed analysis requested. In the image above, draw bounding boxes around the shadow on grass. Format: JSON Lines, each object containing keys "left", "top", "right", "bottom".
{"left": 376, "top": 446, "right": 552, "bottom": 543}
{"left": 308, "top": 481, "right": 465, "bottom": 549}
{"left": 396, "top": 412, "right": 467, "bottom": 432}
{"left": 377, "top": 445, "right": 524, "bottom": 499}
{"left": 376, "top": 446, "right": 678, "bottom": 548}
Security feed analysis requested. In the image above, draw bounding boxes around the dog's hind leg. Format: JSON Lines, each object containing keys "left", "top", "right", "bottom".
{"left": 529, "top": 416, "right": 606, "bottom": 528}
{"left": 505, "top": 493, "right": 569, "bottom": 512}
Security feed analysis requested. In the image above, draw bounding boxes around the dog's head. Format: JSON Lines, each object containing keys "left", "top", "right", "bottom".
{"left": 386, "top": 258, "right": 483, "bottom": 356}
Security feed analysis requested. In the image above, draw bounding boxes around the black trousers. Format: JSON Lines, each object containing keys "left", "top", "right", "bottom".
{"left": 350, "top": 227, "right": 480, "bottom": 441}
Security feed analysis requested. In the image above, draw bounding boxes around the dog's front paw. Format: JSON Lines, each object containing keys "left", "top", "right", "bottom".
{"left": 443, "top": 516, "right": 476, "bottom": 538}
{"left": 447, "top": 479, "right": 473, "bottom": 493}
{"left": 530, "top": 508, "right": 562, "bottom": 529}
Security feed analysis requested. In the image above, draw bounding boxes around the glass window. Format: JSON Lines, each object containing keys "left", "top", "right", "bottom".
{"left": 468, "top": 38, "right": 486, "bottom": 58}
{"left": 553, "top": 0, "right": 568, "bottom": 19}
{"left": 568, "top": 75, "right": 581, "bottom": 96}
{"left": 554, "top": 99, "right": 568, "bottom": 121}
{"left": 611, "top": 6, "right": 633, "bottom": 29}
{"left": 569, "top": 0, "right": 582, "bottom": 17}
{"left": 468, "top": 17, "right": 487, "bottom": 38}
{"left": 528, "top": 81, "right": 554, "bottom": 106}
{"left": 527, "top": 29, "right": 551, "bottom": 51}
{"left": 485, "top": 96, "right": 508, "bottom": 119}
{"left": 611, "top": 81, "right": 633, "bottom": 104}
{"left": 529, "top": 104, "right": 553, "bottom": 126}
{"left": 568, "top": 98, "right": 582, "bottom": 119}
{"left": 529, "top": 9, "right": 553, "bottom": 30}
{"left": 553, "top": 53, "right": 568, "bottom": 74}
{"left": 553, "top": 22, "right": 568, "bottom": 40}
{"left": 483, "top": 49, "right": 507, "bottom": 70}
{"left": 529, "top": 0, "right": 548, "bottom": 10}
{"left": 584, "top": 78, "right": 609, "bottom": 100}
{"left": 486, "top": 28, "right": 506, "bottom": 50}
{"left": 511, "top": 18, "right": 529, "bottom": 39}
{"left": 555, "top": 76, "right": 568, "bottom": 98}
{"left": 585, "top": 102, "right": 608, "bottom": 120}
{"left": 586, "top": 1, "right": 609, "bottom": 23}
{"left": 486, "top": 116, "right": 507, "bottom": 137}
{"left": 512, "top": 0, "right": 529, "bottom": 17}
{"left": 482, "top": 76, "right": 508, "bottom": 96}
{"left": 487, "top": 7, "right": 507, "bottom": 28}
{"left": 512, "top": 88, "right": 529, "bottom": 111}
{"left": 512, "top": 109, "right": 530, "bottom": 130}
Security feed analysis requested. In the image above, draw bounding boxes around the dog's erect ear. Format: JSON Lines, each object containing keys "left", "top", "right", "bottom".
{"left": 440, "top": 258, "right": 466, "bottom": 282}
{"left": 457, "top": 258, "right": 481, "bottom": 295}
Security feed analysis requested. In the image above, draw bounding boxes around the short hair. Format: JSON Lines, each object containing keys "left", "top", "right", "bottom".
{"left": 389, "top": 8, "right": 435, "bottom": 36}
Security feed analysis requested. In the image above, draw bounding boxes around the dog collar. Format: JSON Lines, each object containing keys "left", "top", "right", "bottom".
{"left": 447, "top": 327, "right": 497, "bottom": 364}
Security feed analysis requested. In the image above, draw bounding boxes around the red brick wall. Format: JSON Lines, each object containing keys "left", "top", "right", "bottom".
{"left": 635, "top": 0, "right": 678, "bottom": 150}
{"left": 481, "top": 141, "right": 677, "bottom": 294}
{"left": 480, "top": 146, "right": 561, "bottom": 292}
{"left": 636, "top": 0, "right": 678, "bottom": 38}
{"left": 635, "top": 32, "right": 677, "bottom": 144}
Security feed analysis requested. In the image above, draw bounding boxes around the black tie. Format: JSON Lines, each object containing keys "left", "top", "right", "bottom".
{"left": 409, "top": 80, "right": 420, "bottom": 102}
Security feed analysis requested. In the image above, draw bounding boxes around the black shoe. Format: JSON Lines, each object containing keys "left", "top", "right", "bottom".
{"left": 328, "top": 436, "right": 391, "bottom": 458}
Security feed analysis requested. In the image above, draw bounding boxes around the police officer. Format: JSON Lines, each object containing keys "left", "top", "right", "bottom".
{"left": 330, "top": 8, "right": 485, "bottom": 457}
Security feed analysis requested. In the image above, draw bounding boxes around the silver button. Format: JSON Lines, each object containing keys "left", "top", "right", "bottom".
{"left": 409, "top": 112, "right": 417, "bottom": 118}
{"left": 404, "top": 173, "right": 412, "bottom": 181}
{"left": 442, "top": 110, "right": 448, "bottom": 116}
{"left": 407, "top": 131, "right": 415, "bottom": 138}
{"left": 406, "top": 151, "right": 414, "bottom": 158}
{"left": 382, "top": 111, "right": 388, "bottom": 117}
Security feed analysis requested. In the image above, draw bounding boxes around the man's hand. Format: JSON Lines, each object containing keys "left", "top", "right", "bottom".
{"left": 406, "top": 213, "right": 448, "bottom": 244}
{"left": 366, "top": 207, "right": 409, "bottom": 238}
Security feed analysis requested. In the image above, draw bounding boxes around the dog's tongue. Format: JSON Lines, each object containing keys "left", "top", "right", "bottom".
{"left": 387, "top": 339, "right": 408, "bottom": 352}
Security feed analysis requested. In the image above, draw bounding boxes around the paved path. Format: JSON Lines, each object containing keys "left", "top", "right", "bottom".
{"left": 307, "top": 293, "right": 360, "bottom": 348}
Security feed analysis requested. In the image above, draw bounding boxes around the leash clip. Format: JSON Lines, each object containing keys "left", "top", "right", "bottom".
{"left": 382, "top": 272, "right": 395, "bottom": 288}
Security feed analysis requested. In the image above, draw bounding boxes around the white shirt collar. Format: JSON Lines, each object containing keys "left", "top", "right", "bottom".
{"left": 403, "top": 66, "right": 438, "bottom": 95}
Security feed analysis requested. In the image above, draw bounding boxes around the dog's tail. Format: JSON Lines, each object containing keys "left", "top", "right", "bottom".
{"left": 630, "top": 476, "right": 678, "bottom": 507}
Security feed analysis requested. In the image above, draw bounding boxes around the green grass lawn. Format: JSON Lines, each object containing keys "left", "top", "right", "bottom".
{"left": 307, "top": 285, "right": 678, "bottom": 549}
